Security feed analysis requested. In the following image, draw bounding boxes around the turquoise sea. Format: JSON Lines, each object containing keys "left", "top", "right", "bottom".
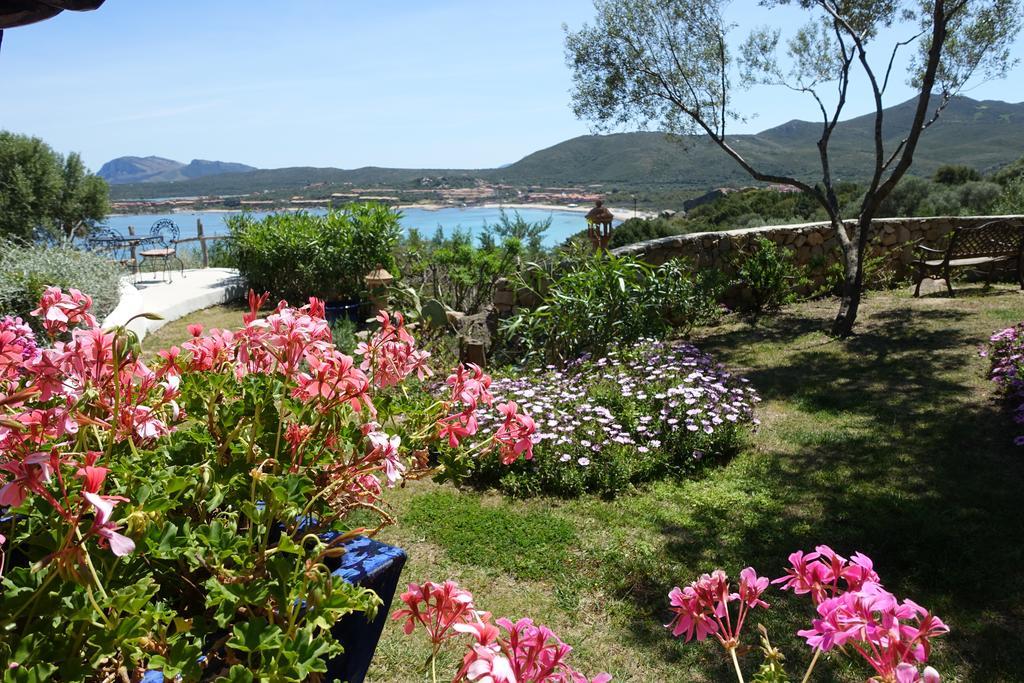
{"left": 103, "top": 206, "right": 615, "bottom": 249}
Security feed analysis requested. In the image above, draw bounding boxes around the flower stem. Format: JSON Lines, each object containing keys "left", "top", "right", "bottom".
{"left": 729, "top": 646, "right": 745, "bottom": 683}
{"left": 431, "top": 654, "right": 437, "bottom": 683}
{"left": 800, "top": 647, "right": 822, "bottom": 683}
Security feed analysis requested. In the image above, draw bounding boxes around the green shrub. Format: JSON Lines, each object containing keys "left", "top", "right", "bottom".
{"left": 228, "top": 203, "right": 400, "bottom": 302}
{"left": 608, "top": 216, "right": 685, "bottom": 248}
{"left": 500, "top": 253, "right": 723, "bottom": 364}
{"left": 733, "top": 236, "right": 809, "bottom": 316}
{"left": 0, "top": 239, "right": 122, "bottom": 330}
{"left": 330, "top": 316, "right": 358, "bottom": 354}
{"left": 395, "top": 226, "right": 525, "bottom": 314}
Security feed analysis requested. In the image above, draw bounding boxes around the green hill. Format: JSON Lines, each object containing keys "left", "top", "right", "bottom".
{"left": 109, "top": 96, "right": 1024, "bottom": 200}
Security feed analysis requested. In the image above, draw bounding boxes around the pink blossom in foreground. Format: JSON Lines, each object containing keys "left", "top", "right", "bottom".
{"left": 392, "top": 580, "right": 480, "bottom": 644}
{"left": 356, "top": 311, "right": 433, "bottom": 388}
{"left": 776, "top": 549, "right": 947, "bottom": 683}
{"left": 395, "top": 580, "right": 610, "bottom": 683}
{"left": 773, "top": 545, "right": 880, "bottom": 604}
{"left": 436, "top": 363, "right": 494, "bottom": 448}
{"left": 366, "top": 429, "right": 406, "bottom": 485}
{"left": 666, "top": 567, "right": 768, "bottom": 648}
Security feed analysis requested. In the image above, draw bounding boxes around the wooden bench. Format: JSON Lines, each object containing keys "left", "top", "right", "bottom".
{"left": 912, "top": 220, "right": 1024, "bottom": 296}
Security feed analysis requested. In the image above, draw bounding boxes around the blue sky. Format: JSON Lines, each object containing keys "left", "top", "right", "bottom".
{"left": 1, "top": 0, "right": 1022, "bottom": 172}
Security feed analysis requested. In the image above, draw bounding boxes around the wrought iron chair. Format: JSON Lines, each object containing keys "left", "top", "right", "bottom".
{"left": 139, "top": 219, "right": 185, "bottom": 282}
{"left": 86, "top": 227, "right": 139, "bottom": 282}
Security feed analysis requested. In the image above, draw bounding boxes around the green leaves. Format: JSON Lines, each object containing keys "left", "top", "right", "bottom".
{"left": 228, "top": 204, "right": 401, "bottom": 302}
{"left": 500, "top": 253, "right": 722, "bottom": 363}
{"left": 230, "top": 618, "right": 285, "bottom": 653}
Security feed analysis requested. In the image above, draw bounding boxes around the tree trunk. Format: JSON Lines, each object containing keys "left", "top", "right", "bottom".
{"left": 831, "top": 215, "right": 872, "bottom": 337}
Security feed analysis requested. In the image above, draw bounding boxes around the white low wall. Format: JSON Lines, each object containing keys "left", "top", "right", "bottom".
{"left": 102, "top": 268, "right": 243, "bottom": 341}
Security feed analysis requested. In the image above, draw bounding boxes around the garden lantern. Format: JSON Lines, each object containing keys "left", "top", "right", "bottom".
{"left": 586, "top": 199, "right": 615, "bottom": 252}
{"left": 364, "top": 266, "right": 394, "bottom": 314}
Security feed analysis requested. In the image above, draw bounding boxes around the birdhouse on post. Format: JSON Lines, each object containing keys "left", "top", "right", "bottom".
{"left": 364, "top": 266, "right": 394, "bottom": 315}
{"left": 585, "top": 200, "right": 615, "bottom": 252}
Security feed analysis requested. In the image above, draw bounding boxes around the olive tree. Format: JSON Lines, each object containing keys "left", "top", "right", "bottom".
{"left": 565, "top": 0, "right": 1022, "bottom": 336}
{"left": 0, "top": 131, "right": 109, "bottom": 243}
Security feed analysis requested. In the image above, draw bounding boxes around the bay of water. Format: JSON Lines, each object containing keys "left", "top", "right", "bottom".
{"left": 103, "top": 206, "right": 609, "bottom": 248}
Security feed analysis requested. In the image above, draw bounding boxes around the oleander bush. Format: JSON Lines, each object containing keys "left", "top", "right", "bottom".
{"left": 467, "top": 338, "right": 759, "bottom": 497}
{"left": 228, "top": 203, "right": 401, "bottom": 302}
{"left": 0, "top": 238, "right": 121, "bottom": 332}
{"left": 500, "top": 254, "right": 725, "bottom": 364}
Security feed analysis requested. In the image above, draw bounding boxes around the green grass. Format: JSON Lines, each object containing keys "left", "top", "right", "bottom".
{"left": 368, "top": 283, "right": 1024, "bottom": 682}
{"left": 405, "top": 491, "right": 577, "bottom": 581}
{"left": 140, "top": 303, "right": 245, "bottom": 359}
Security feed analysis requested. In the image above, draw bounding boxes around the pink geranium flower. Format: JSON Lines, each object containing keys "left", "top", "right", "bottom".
{"left": 666, "top": 567, "right": 769, "bottom": 650}
{"left": 493, "top": 401, "right": 536, "bottom": 464}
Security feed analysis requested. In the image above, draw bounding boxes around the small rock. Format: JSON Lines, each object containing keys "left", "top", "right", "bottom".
{"left": 914, "top": 278, "right": 950, "bottom": 296}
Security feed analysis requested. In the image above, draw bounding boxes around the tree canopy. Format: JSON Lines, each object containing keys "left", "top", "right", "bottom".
{"left": 0, "top": 131, "right": 109, "bottom": 242}
{"left": 566, "top": 0, "right": 1023, "bottom": 335}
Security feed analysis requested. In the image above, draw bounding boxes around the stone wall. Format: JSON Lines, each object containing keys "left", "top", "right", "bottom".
{"left": 492, "top": 215, "right": 1024, "bottom": 313}
{"left": 611, "top": 215, "right": 1024, "bottom": 289}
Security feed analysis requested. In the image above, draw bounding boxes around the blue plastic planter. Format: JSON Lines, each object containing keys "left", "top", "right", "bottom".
{"left": 143, "top": 534, "right": 406, "bottom": 683}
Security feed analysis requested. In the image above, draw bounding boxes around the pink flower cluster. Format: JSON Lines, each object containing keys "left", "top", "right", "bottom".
{"left": 356, "top": 311, "right": 432, "bottom": 388}
{"left": 667, "top": 567, "right": 769, "bottom": 647}
{"left": 30, "top": 286, "right": 97, "bottom": 336}
{"left": 777, "top": 546, "right": 947, "bottom": 682}
{"left": 983, "top": 323, "right": 1024, "bottom": 446}
{"left": 0, "top": 289, "right": 182, "bottom": 566}
{"left": 436, "top": 363, "right": 538, "bottom": 465}
{"left": 0, "top": 316, "right": 39, "bottom": 378}
{"left": 494, "top": 401, "right": 536, "bottom": 465}
{"left": 437, "top": 363, "right": 495, "bottom": 448}
{"left": 393, "top": 580, "right": 610, "bottom": 683}
{"left": 667, "top": 547, "right": 948, "bottom": 683}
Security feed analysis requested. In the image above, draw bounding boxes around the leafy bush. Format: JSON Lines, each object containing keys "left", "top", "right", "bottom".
{"left": 501, "top": 253, "right": 724, "bottom": 364}
{"left": 395, "top": 227, "right": 525, "bottom": 314}
{"left": 228, "top": 203, "right": 401, "bottom": 302}
{"left": 468, "top": 339, "right": 759, "bottom": 497}
{"left": 933, "top": 163, "right": 982, "bottom": 185}
{"left": 0, "top": 239, "right": 121, "bottom": 330}
{"left": 733, "top": 236, "right": 809, "bottom": 316}
{"left": 608, "top": 216, "right": 685, "bottom": 248}
{"left": 811, "top": 243, "right": 905, "bottom": 298}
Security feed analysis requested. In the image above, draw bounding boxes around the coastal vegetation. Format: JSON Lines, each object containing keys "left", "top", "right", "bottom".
{"left": 226, "top": 203, "right": 401, "bottom": 303}
{"left": 0, "top": 238, "right": 121, "bottom": 332}
{"left": 0, "top": 131, "right": 109, "bottom": 242}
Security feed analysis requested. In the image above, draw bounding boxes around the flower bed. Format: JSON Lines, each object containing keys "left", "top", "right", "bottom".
{"left": 982, "top": 323, "right": 1024, "bottom": 445}
{"left": 467, "top": 339, "right": 760, "bottom": 496}
{"left": 0, "top": 288, "right": 538, "bottom": 678}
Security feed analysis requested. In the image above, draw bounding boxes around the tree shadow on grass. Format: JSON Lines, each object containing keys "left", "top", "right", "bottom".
{"left": 610, "top": 297, "right": 1024, "bottom": 680}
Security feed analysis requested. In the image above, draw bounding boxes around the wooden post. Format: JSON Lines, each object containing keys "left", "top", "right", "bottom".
{"left": 127, "top": 225, "right": 138, "bottom": 266}
{"left": 198, "top": 218, "right": 208, "bottom": 268}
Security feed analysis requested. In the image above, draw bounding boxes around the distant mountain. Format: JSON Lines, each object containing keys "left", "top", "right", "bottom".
{"left": 98, "top": 156, "right": 257, "bottom": 185}
{"left": 108, "top": 96, "right": 1024, "bottom": 199}
{"left": 488, "top": 97, "right": 1024, "bottom": 186}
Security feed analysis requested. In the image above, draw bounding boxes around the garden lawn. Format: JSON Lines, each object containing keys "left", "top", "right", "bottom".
{"left": 139, "top": 303, "right": 246, "bottom": 361}
{"left": 365, "top": 285, "right": 1024, "bottom": 683}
